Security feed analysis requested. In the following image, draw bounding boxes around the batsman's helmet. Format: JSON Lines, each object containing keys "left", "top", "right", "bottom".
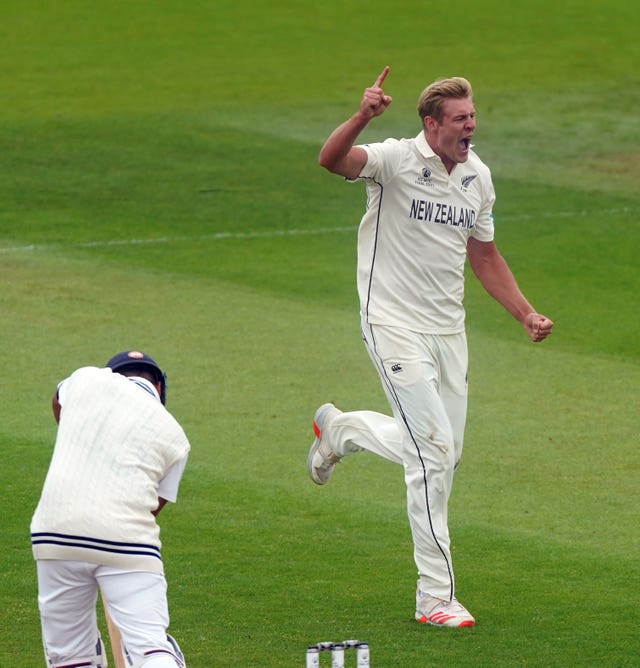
{"left": 106, "top": 350, "right": 167, "bottom": 404}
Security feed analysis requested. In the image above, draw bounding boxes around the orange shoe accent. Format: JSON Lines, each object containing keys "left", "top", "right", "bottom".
{"left": 416, "top": 612, "right": 476, "bottom": 627}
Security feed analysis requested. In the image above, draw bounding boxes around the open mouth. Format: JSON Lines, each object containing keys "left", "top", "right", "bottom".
{"left": 459, "top": 137, "right": 471, "bottom": 151}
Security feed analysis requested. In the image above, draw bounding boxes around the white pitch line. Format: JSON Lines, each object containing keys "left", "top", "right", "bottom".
{"left": 0, "top": 226, "right": 357, "bottom": 254}
{"left": 505, "top": 207, "right": 638, "bottom": 221}
{"left": 0, "top": 206, "right": 637, "bottom": 254}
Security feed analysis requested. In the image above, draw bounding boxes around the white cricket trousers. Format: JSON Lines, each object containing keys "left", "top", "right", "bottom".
{"left": 329, "top": 321, "right": 468, "bottom": 601}
{"left": 36, "top": 560, "right": 182, "bottom": 667}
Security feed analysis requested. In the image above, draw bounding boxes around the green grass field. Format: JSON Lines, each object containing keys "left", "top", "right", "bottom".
{"left": 1, "top": 1, "right": 638, "bottom": 665}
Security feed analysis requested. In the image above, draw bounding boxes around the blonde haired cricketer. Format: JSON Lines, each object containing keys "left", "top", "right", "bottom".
{"left": 308, "top": 67, "right": 553, "bottom": 628}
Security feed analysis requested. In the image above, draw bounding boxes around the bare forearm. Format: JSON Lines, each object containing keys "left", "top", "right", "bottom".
{"left": 467, "top": 238, "right": 553, "bottom": 342}
{"left": 319, "top": 66, "right": 392, "bottom": 179}
{"left": 318, "top": 112, "right": 371, "bottom": 177}
{"left": 484, "top": 266, "right": 554, "bottom": 342}
{"left": 52, "top": 393, "right": 61, "bottom": 423}
{"left": 152, "top": 497, "right": 168, "bottom": 516}
{"left": 476, "top": 254, "right": 534, "bottom": 323}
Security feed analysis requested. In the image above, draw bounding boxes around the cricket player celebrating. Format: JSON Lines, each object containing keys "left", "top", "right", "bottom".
{"left": 31, "top": 350, "right": 190, "bottom": 666}
{"left": 308, "top": 68, "right": 553, "bottom": 627}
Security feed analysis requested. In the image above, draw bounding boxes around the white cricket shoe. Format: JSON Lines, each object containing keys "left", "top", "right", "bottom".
{"left": 307, "top": 403, "right": 342, "bottom": 485}
{"left": 415, "top": 587, "right": 475, "bottom": 627}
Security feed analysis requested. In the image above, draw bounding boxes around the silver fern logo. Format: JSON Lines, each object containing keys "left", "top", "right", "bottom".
{"left": 461, "top": 174, "right": 477, "bottom": 191}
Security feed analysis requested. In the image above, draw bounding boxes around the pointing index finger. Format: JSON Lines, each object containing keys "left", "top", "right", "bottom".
{"left": 373, "top": 66, "right": 390, "bottom": 88}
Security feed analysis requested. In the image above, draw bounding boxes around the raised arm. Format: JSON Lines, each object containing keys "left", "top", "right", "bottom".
{"left": 467, "top": 237, "right": 553, "bottom": 343}
{"left": 318, "top": 66, "right": 393, "bottom": 179}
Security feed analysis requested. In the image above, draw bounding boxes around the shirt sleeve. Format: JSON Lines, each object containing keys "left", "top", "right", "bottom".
{"left": 56, "top": 379, "right": 69, "bottom": 404}
{"left": 471, "top": 166, "right": 496, "bottom": 242}
{"left": 357, "top": 138, "right": 405, "bottom": 183}
{"left": 56, "top": 367, "right": 101, "bottom": 405}
{"left": 157, "top": 454, "right": 189, "bottom": 503}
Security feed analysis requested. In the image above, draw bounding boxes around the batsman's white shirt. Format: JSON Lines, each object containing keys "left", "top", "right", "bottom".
{"left": 31, "top": 366, "right": 190, "bottom": 574}
{"left": 356, "top": 132, "right": 495, "bottom": 332}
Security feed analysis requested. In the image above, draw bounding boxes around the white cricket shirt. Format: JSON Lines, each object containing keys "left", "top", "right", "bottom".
{"left": 355, "top": 132, "right": 495, "bottom": 333}
{"left": 31, "top": 366, "right": 190, "bottom": 573}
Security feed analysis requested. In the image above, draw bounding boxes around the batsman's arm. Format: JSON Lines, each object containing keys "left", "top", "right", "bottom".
{"left": 52, "top": 392, "right": 61, "bottom": 424}
{"left": 152, "top": 497, "right": 168, "bottom": 516}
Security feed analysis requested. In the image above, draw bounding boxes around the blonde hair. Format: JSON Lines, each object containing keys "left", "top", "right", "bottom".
{"left": 417, "top": 77, "right": 473, "bottom": 122}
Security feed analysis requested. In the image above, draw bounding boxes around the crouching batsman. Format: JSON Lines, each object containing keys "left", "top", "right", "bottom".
{"left": 31, "top": 350, "right": 190, "bottom": 667}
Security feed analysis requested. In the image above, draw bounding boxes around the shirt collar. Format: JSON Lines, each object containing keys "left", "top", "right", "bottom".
{"left": 414, "top": 131, "right": 475, "bottom": 173}
{"left": 127, "top": 375, "right": 161, "bottom": 402}
{"left": 415, "top": 131, "right": 437, "bottom": 159}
